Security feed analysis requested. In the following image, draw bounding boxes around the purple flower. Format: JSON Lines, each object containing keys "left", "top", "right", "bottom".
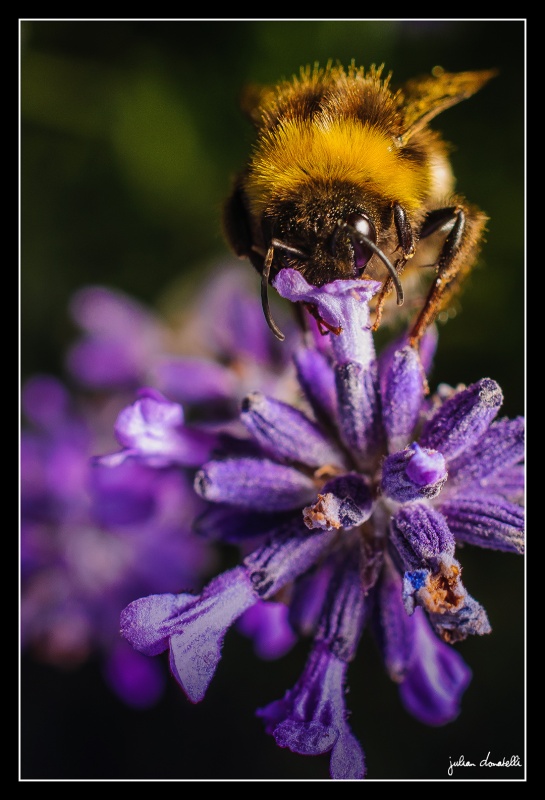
{"left": 96, "top": 387, "right": 219, "bottom": 469}
{"left": 20, "top": 372, "right": 214, "bottom": 707}
{"left": 117, "top": 269, "right": 524, "bottom": 778}
{"left": 65, "top": 285, "right": 165, "bottom": 390}
{"left": 258, "top": 646, "right": 365, "bottom": 779}
{"left": 22, "top": 263, "right": 306, "bottom": 710}
{"left": 66, "top": 264, "right": 296, "bottom": 411}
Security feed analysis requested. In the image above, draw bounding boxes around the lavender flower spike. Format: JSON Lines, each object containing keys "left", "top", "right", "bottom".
{"left": 117, "top": 266, "right": 524, "bottom": 779}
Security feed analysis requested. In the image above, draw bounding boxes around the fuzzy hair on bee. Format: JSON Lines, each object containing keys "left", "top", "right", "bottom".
{"left": 223, "top": 60, "right": 497, "bottom": 346}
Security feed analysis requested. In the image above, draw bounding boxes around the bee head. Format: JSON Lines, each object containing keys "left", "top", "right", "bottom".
{"left": 260, "top": 195, "right": 404, "bottom": 340}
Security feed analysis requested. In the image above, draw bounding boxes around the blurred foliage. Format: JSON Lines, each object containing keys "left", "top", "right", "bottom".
{"left": 20, "top": 20, "right": 525, "bottom": 781}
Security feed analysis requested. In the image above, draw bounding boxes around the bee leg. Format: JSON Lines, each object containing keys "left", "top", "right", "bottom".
{"left": 408, "top": 203, "right": 487, "bottom": 348}
{"left": 372, "top": 203, "right": 415, "bottom": 331}
{"left": 304, "top": 303, "right": 343, "bottom": 336}
{"left": 372, "top": 270, "right": 404, "bottom": 331}
{"left": 371, "top": 285, "right": 389, "bottom": 331}
{"left": 393, "top": 201, "right": 416, "bottom": 260}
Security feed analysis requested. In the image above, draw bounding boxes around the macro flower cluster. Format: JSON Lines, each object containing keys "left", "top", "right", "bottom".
{"left": 104, "top": 269, "right": 525, "bottom": 778}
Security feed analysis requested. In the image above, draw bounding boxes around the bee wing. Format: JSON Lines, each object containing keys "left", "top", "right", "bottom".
{"left": 400, "top": 69, "right": 498, "bottom": 141}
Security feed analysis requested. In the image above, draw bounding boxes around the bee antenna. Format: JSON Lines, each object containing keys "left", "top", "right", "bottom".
{"left": 261, "top": 245, "right": 285, "bottom": 341}
{"left": 345, "top": 226, "right": 404, "bottom": 306}
{"left": 361, "top": 236, "right": 404, "bottom": 305}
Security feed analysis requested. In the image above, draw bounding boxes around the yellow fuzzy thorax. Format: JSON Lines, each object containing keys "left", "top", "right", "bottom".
{"left": 247, "top": 117, "right": 430, "bottom": 214}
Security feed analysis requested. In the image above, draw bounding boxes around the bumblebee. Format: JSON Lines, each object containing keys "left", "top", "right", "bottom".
{"left": 223, "top": 61, "right": 496, "bottom": 346}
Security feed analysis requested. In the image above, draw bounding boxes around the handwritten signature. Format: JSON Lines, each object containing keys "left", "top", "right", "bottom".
{"left": 448, "top": 753, "right": 522, "bottom": 776}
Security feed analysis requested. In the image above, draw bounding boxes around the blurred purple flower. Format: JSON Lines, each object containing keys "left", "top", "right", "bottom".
{"left": 21, "top": 262, "right": 298, "bottom": 707}
{"left": 117, "top": 269, "right": 524, "bottom": 777}
{"left": 65, "top": 262, "right": 297, "bottom": 412}
{"left": 20, "top": 373, "right": 214, "bottom": 707}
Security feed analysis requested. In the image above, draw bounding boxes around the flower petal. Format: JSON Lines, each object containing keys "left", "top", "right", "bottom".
{"left": 373, "top": 555, "right": 415, "bottom": 682}
{"left": 21, "top": 374, "right": 71, "bottom": 429}
{"left": 420, "top": 378, "right": 503, "bottom": 461}
{"left": 288, "top": 560, "right": 338, "bottom": 637}
{"left": 243, "top": 521, "right": 338, "bottom": 598}
{"left": 273, "top": 269, "right": 380, "bottom": 329}
{"left": 273, "top": 717, "right": 339, "bottom": 755}
{"left": 237, "top": 600, "right": 297, "bottom": 660}
{"left": 66, "top": 285, "right": 161, "bottom": 389}
{"left": 168, "top": 567, "right": 257, "bottom": 702}
{"left": 67, "top": 337, "right": 143, "bottom": 389}
{"left": 120, "top": 591, "right": 197, "bottom": 656}
{"left": 293, "top": 346, "right": 338, "bottom": 426}
{"left": 194, "top": 457, "right": 317, "bottom": 510}
{"left": 104, "top": 642, "right": 166, "bottom": 709}
{"left": 391, "top": 503, "right": 455, "bottom": 570}
{"left": 152, "top": 356, "right": 237, "bottom": 404}
{"left": 398, "top": 608, "right": 472, "bottom": 725}
{"left": 105, "top": 387, "right": 218, "bottom": 467}
{"left": 445, "top": 416, "right": 525, "bottom": 487}
{"left": 267, "top": 549, "right": 373, "bottom": 782}
{"left": 335, "top": 360, "right": 382, "bottom": 467}
{"left": 314, "top": 552, "right": 368, "bottom": 661}
{"left": 89, "top": 459, "right": 158, "bottom": 526}
{"left": 439, "top": 496, "right": 525, "bottom": 553}
{"left": 69, "top": 285, "right": 158, "bottom": 338}
{"left": 115, "top": 388, "right": 184, "bottom": 444}
{"left": 330, "top": 730, "right": 366, "bottom": 780}
{"left": 380, "top": 346, "right": 426, "bottom": 453}
{"left": 241, "top": 391, "right": 345, "bottom": 468}
{"left": 258, "top": 641, "right": 366, "bottom": 778}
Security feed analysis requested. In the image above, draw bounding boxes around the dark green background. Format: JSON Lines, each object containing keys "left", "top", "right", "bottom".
{"left": 20, "top": 20, "right": 525, "bottom": 781}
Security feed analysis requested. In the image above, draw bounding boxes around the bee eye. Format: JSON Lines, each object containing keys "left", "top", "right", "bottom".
{"left": 345, "top": 213, "right": 377, "bottom": 270}
{"left": 346, "top": 212, "right": 375, "bottom": 241}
